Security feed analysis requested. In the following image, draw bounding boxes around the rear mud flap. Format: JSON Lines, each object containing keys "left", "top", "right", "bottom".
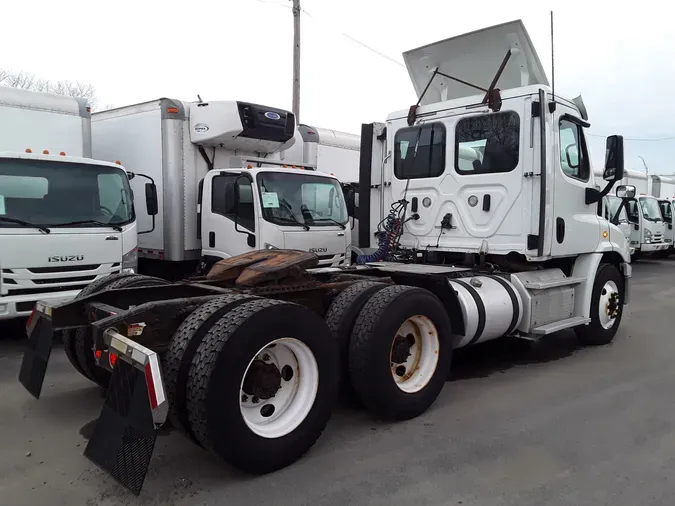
{"left": 84, "top": 359, "right": 158, "bottom": 496}
{"left": 18, "top": 314, "right": 54, "bottom": 399}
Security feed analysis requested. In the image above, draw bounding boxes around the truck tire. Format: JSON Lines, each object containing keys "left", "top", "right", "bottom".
{"left": 61, "top": 272, "right": 138, "bottom": 379}
{"left": 164, "top": 293, "right": 259, "bottom": 444}
{"left": 348, "top": 285, "right": 453, "bottom": 421}
{"left": 74, "top": 275, "right": 170, "bottom": 388}
{"left": 575, "top": 263, "right": 624, "bottom": 346}
{"left": 324, "top": 281, "right": 389, "bottom": 396}
{"left": 185, "top": 298, "right": 339, "bottom": 474}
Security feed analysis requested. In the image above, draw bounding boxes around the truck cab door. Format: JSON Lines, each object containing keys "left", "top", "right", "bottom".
{"left": 549, "top": 106, "right": 601, "bottom": 257}
{"left": 658, "top": 199, "right": 674, "bottom": 247}
{"left": 625, "top": 198, "right": 641, "bottom": 248}
{"left": 201, "top": 172, "right": 257, "bottom": 261}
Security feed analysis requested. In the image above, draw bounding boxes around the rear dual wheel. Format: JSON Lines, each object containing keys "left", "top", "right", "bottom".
{"left": 324, "top": 282, "right": 453, "bottom": 421}
{"left": 347, "top": 285, "right": 453, "bottom": 420}
{"left": 165, "top": 298, "right": 339, "bottom": 474}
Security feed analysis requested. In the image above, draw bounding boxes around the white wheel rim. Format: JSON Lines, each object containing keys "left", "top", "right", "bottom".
{"left": 599, "top": 280, "right": 620, "bottom": 330}
{"left": 389, "top": 315, "right": 440, "bottom": 393}
{"left": 239, "top": 338, "right": 318, "bottom": 439}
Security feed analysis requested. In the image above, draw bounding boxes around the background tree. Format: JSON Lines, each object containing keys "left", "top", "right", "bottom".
{"left": 0, "top": 68, "right": 114, "bottom": 111}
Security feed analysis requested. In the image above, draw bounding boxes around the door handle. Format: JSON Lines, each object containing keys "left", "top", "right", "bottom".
{"left": 411, "top": 197, "right": 418, "bottom": 213}
{"left": 556, "top": 217, "right": 565, "bottom": 243}
{"left": 482, "top": 194, "right": 491, "bottom": 212}
{"left": 209, "top": 231, "right": 215, "bottom": 248}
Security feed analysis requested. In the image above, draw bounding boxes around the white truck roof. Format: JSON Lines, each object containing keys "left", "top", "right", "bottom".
{"left": 0, "top": 151, "right": 124, "bottom": 170}
{"left": 0, "top": 85, "right": 90, "bottom": 117}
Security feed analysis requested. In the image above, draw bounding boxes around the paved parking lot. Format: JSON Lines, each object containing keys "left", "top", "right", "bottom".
{"left": 1, "top": 259, "right": 675, "bottom": 506}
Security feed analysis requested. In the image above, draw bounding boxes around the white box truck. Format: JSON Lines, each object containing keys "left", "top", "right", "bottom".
{"left": 91, "top": 99, "right": 353, "bottom": 280}
{"left": 0, "top": 86, "right": 145, "bottom": 320}
{"left": 20, "top": 20, "right": 633, "bottom": 496}
{"left": 620, "top": 169, "right": 667, "bottom": 257}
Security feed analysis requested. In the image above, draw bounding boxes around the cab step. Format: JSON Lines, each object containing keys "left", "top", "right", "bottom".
{"left": 522, "top": 276, "right": 586, "bottom": 290}
{"left": 530, "top": 316, "right": 591, "bottom": 336}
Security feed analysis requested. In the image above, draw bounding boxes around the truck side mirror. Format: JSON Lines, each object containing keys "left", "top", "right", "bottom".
{"left": 145, "top": 183, "right": 158, "bottom": 216}
{"left": 616, "top": 185, "right": 636, "bottom": 199}
{"left": 342, "top": 183, "right": 356, "bottom": 217}
{"left": 603, "top": 135, "right": 624, "bottom": 181}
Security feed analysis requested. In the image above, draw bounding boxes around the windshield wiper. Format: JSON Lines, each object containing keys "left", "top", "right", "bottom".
{"left": 313, "top": 217, "right": 346, "bottom": 229}
{"left": 50, "top": 220, "right": 123, "bottom": 232}
{"left": 277, "top": 215, "right": 310, "bottom": 231}
{"left": 0, "top": 217, "right": 50, "bottom": 234}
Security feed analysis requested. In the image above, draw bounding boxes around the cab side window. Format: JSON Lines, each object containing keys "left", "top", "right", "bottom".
{"left": 394, "top": 123, "right": 446, "bottom": 179}
{"left": 559, "top": 118, "right": 590, "bottom": 181}
{"left": 659, "top": 201, "right": 672, "bottom": 223}
{"left": 212, "top": 175, "right": 255, "bottom": 232}
{"left": 455, "top": 111, "right": 520, "bottom": 174}
{"left": 627, "top": 201, "right": 640, "bottom": 223}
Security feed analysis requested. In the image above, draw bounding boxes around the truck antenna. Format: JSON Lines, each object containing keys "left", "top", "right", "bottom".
{"left": 549, "top": 11, "right": 556, "bottom": 112}
{"left": 197, "top": 94, "right": 203, "bottom": 103}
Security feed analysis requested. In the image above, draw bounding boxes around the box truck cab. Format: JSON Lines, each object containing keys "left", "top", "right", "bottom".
{"left": 624, "top": 194, "right": 667, "bottom": 256}
{"left": 200, "top": 165, "right": 350, "bottom": 266}
{"left": 0, "top": 86, "right": 141, "bottom": 320}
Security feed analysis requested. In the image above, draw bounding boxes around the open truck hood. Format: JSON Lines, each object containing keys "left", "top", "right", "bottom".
{"left": 402, "top": 19, "right": 549, "bottom": 106}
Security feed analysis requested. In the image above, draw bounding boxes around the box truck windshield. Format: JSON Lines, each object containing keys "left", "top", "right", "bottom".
{"left": 639, "top": 196, "right": 663, "bottom": 223}
{"left": 0, "top": 158, "right": 133, "bottom": 230}
{"left": 256, "top": 172, "right": 348, "bottom": 228}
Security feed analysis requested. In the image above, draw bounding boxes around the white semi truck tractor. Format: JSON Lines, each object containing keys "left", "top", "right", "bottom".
{"left": 0, "top": 86, "right": 149, "bottom": 321}
{"left": 19, "top": 20, "right": 632, "bottom": 496}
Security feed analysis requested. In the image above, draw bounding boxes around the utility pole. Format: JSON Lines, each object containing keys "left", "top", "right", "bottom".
{"left": 639, "top": 155, "right": 649, "bottom": 177}
{"left": 291, "top": 0, "right": 301, "bottom": 121}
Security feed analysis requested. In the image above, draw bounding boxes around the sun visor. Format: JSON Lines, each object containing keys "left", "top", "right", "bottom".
{"left": 402, "top": 20, "right": 549, "bottom": 106}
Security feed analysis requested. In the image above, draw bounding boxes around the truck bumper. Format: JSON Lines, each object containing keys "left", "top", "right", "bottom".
{"left": 640, "top": 242, "right": 669, "bottom": 253}
{"left": 0, "top": 289, "right": 81, "bottom": 320}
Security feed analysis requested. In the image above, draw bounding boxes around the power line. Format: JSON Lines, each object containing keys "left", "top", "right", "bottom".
{"left": 300, "top": 7, "right": 406, "bottom": 68}
{"left": 586, "top": 133, "right": 675, "bottom": 142}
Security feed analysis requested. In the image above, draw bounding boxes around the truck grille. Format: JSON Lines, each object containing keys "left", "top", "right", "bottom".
{"left": 652, "top": 233, "right": 663, "bottom": 243}
{"left": 1, "top": 264, "right": 122, "bottom": 309}
{"left": 27, "top": 264, "right": 103, "bottom": 274}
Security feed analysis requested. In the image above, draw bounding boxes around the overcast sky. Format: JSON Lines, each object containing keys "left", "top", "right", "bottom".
{"left": 2, "top": 0, "right": 672, "bottom": 173}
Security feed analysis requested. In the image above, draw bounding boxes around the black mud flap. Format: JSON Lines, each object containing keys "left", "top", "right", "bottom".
{"left": 84, "top": 359, "right": 158, "bottom": 496}
{"left": 18, "top": 313, "right": 55, "bottom": 399}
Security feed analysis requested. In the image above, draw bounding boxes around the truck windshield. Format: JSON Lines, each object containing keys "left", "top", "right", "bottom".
{"left": 639, "top": 196, "right": 663, "bottom": 222}
{"left": 256, "top": 171, "right": 348, "bottom": 228}
{"left": 0, "top": 158, "right": 134, "bottom": 229}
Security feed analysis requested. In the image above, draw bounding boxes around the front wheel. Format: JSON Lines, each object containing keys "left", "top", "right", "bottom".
{"left": 575, "top": 263, "right": 624, "bottom": 346}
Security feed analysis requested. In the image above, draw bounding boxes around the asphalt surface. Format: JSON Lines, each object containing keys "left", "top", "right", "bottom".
{"left": 1, "top": 258, "right": 675, "bottom": 506}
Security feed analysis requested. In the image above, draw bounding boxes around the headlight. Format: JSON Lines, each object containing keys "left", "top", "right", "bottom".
{"left": 122, "top": 247, "right": 138, "bottom": 273}
{"left": 264, "top": 243, "right": 278, "bottom": 250}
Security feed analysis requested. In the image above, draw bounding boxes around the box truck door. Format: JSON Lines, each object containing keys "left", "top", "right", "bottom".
{"left": 202, "top": 172, "right": 257, "bottom": 259}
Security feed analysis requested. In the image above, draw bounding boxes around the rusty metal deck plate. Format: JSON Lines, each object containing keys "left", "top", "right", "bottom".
{"left": 206, "top": 250, "right": 320, "bottom": 287}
